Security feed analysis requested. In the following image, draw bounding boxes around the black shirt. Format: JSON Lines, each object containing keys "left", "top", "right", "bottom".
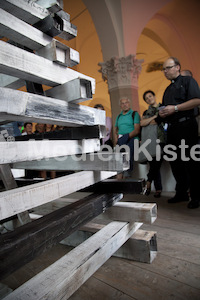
{"left": 162, "top": 75, "right": 200, "bottom": 123}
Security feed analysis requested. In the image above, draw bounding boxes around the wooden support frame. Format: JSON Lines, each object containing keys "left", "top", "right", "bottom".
{"left": 0, "top": 171, "right": 117, "bottom": 220}
{"left": 0, "top": 193, "right": 123, "bottom": 280}
{"left": 3, "top": 221, "right": 142, "bottom": 300}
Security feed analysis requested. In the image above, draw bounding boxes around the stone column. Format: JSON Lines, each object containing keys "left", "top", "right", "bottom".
{"left": 98, "top": 55, "right": 143, "bottom": 129}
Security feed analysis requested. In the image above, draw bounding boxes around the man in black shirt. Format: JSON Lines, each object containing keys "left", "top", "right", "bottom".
{"left": 159, "top": 57, "right": 200, "bottom": 208}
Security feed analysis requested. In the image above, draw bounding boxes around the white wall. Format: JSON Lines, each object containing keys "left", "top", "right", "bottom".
{"left": 132, "top": 160, "right": 176, "bottom": 192}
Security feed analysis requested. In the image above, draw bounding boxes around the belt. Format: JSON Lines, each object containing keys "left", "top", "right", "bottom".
{"left": 168, "top": 116, "right": 193, "bottom": 126}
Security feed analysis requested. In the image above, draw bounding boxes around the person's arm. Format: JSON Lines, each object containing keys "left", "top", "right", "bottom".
{"left": 114, "top": 126, "right": 119, "bottom": 145}
{"left": 159, "top": 98, "right": 200, "bottom": 118}
{"left": 129, "top": 123, "right": 140, "bottom": 139}
{"left": 140, "top": 115, "right": 157, "bottom": 126}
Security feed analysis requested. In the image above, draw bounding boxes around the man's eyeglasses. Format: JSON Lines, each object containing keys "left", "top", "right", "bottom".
{"left": 162, "top": 65, "right": 176, "bottom": 72}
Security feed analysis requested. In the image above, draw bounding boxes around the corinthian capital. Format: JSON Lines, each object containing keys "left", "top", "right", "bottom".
{"left": 98, "top": 55, "right": 143, "bottom": 91}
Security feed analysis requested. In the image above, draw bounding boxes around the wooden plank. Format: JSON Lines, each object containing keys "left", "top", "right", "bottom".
{"left": 3, "top": 221, "right": 142, "bottom": 300}
{"left": 0, "top": 139, "right": 100, "bottom": 164}
{"left": 100, "top": 202, "right": 157, "bottom": 224}
{"left": 82, "top": 178, "right": 146, "bottom": 194}
{"left": 0, "top": 87, "right": 103, "bottom": 125}
{"left": 0, "top": 0, "right": 49, "bottom": 25}
{"left": 0, "top": 171, "right": 117, "bottom": 220}
{"left": 61, "top": 224, "right": 156, "bottom": 263}
{"left": 0, "top": 193, "right": 123, "bottom": 280}
{"left": 0, "top": 41, "right": 95, "bottom": 92}
{"left": 45, "top": 78, "right": 92, "bottom": 103}
{"left": 94, "top": 256, "right": 200, "bottom": 300}
{"left": 11, "top": 152, "right": 129, "bottom": 172}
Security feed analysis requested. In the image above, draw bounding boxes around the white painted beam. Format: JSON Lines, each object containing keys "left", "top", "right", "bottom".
{"left": 100, "top": 202, "right": 157, "bottom": 224}
{"left": 0, "top": 171, "right": 117, "bottom": 220}
{"left": 61, "top": 224, "right": 157, "bottom": 263}
{"left": 0, "top": 139, "right": 100, "bottom": 164}
{"left": 3, "top": 221, "right": 142, "bottom": 300}
{"left": 0, "top": 8, "right": 52, "bottom": 50}
{"left": 0, "top": 41, "right": 95, "bottom": 92}
{"left": 11, "top": 152, "right": 129, "bottom": 172}
{"left": 0, "top": 0, "right": 49, "bottom": 25}
{"left": 0, "top": 87, "right": 103, "bottom": 125}
{"left": 45, "top": 78, "right": 92, "bottom": 103}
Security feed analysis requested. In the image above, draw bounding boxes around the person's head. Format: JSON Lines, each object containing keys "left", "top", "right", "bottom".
{"left": 120, "top": 97, "right": 131, "bottom": 113}
{"left": 23, "top": 122, "right": 32, "bottom": 135}
{"left": 143, "top": 90, "right": 156, "bottom": 106}
{"left": 45, "top": 124, "right": 54, "bottom": 132}
{"left": 181, "top": 69, "right": 193, "bottom": 77}
{"left": 94, "top": 104, "right": 105, "bottom": 110}
{"left": 162, "top": 57, "right": 181, "bottom": 80}
{"left": 36, "top": 123, "right": 45, "bottom": 133}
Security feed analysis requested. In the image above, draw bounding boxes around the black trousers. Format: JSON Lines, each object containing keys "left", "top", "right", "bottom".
{"left": 147, "top": 157, "right": 163, "bottom": 191}
{"left": 167, "top": 118, "right": 200, "bottom": 201}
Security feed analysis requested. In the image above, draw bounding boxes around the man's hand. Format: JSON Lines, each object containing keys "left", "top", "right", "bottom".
{"left": 159, "top": 105, "right": 176, "bottom": 118}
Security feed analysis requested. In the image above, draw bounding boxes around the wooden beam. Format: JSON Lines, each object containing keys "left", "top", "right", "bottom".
{"left": 61, "top": 223, "right": 157, "bottom": 263}
{"left": 0, "top": 8, "right": 52, "bottom": 50}
{"left": 0, "top": 0, "right": 49, "bottom": 25}
{"left": 100, "top": 202, "right": 157, "bottom": 224}
{"left": 11, "top": 152, "right": 129, "bottom": 172}
{"left": 3, "top": 221, "right": 142, "bottom": 300}
{"left": 15, "top": 126, "right": 101, "bottom": 141}
{"left": 45, "top": 78, "right": 92, "bottom": 103}
{"left": 0, "top": 171, "right": 117, "bottom": 220}
{"left": 0, "top": 41, "right": 95, "bottom": 92}
{"left": 82, "top": 178, "right": 146, "bottom": 194}
{"left": 0, "top": 139, "right": 100, "bottom": 164}
{"left": 0, "top": 193, "right": 123, "bottom": 280}
{"left": 0, "top": 87, "right": 104, "bottom": 125}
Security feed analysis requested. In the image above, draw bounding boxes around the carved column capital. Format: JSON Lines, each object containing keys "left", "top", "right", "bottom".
{"left": 98, "top": 55, "right": 143, "bottom": 91}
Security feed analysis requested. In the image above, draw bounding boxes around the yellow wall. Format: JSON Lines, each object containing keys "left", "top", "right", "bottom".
{"left": 61, "top": 0, "right": 112, "bottom": 117}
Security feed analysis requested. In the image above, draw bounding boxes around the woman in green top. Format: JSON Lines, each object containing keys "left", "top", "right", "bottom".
{"left": 141, "top": 90, "right": 166, "bottom": 198}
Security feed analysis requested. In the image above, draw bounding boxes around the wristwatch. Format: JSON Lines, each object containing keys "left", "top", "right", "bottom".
{"left": 174, "top": 105, "right": 178, "bottom": 113}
